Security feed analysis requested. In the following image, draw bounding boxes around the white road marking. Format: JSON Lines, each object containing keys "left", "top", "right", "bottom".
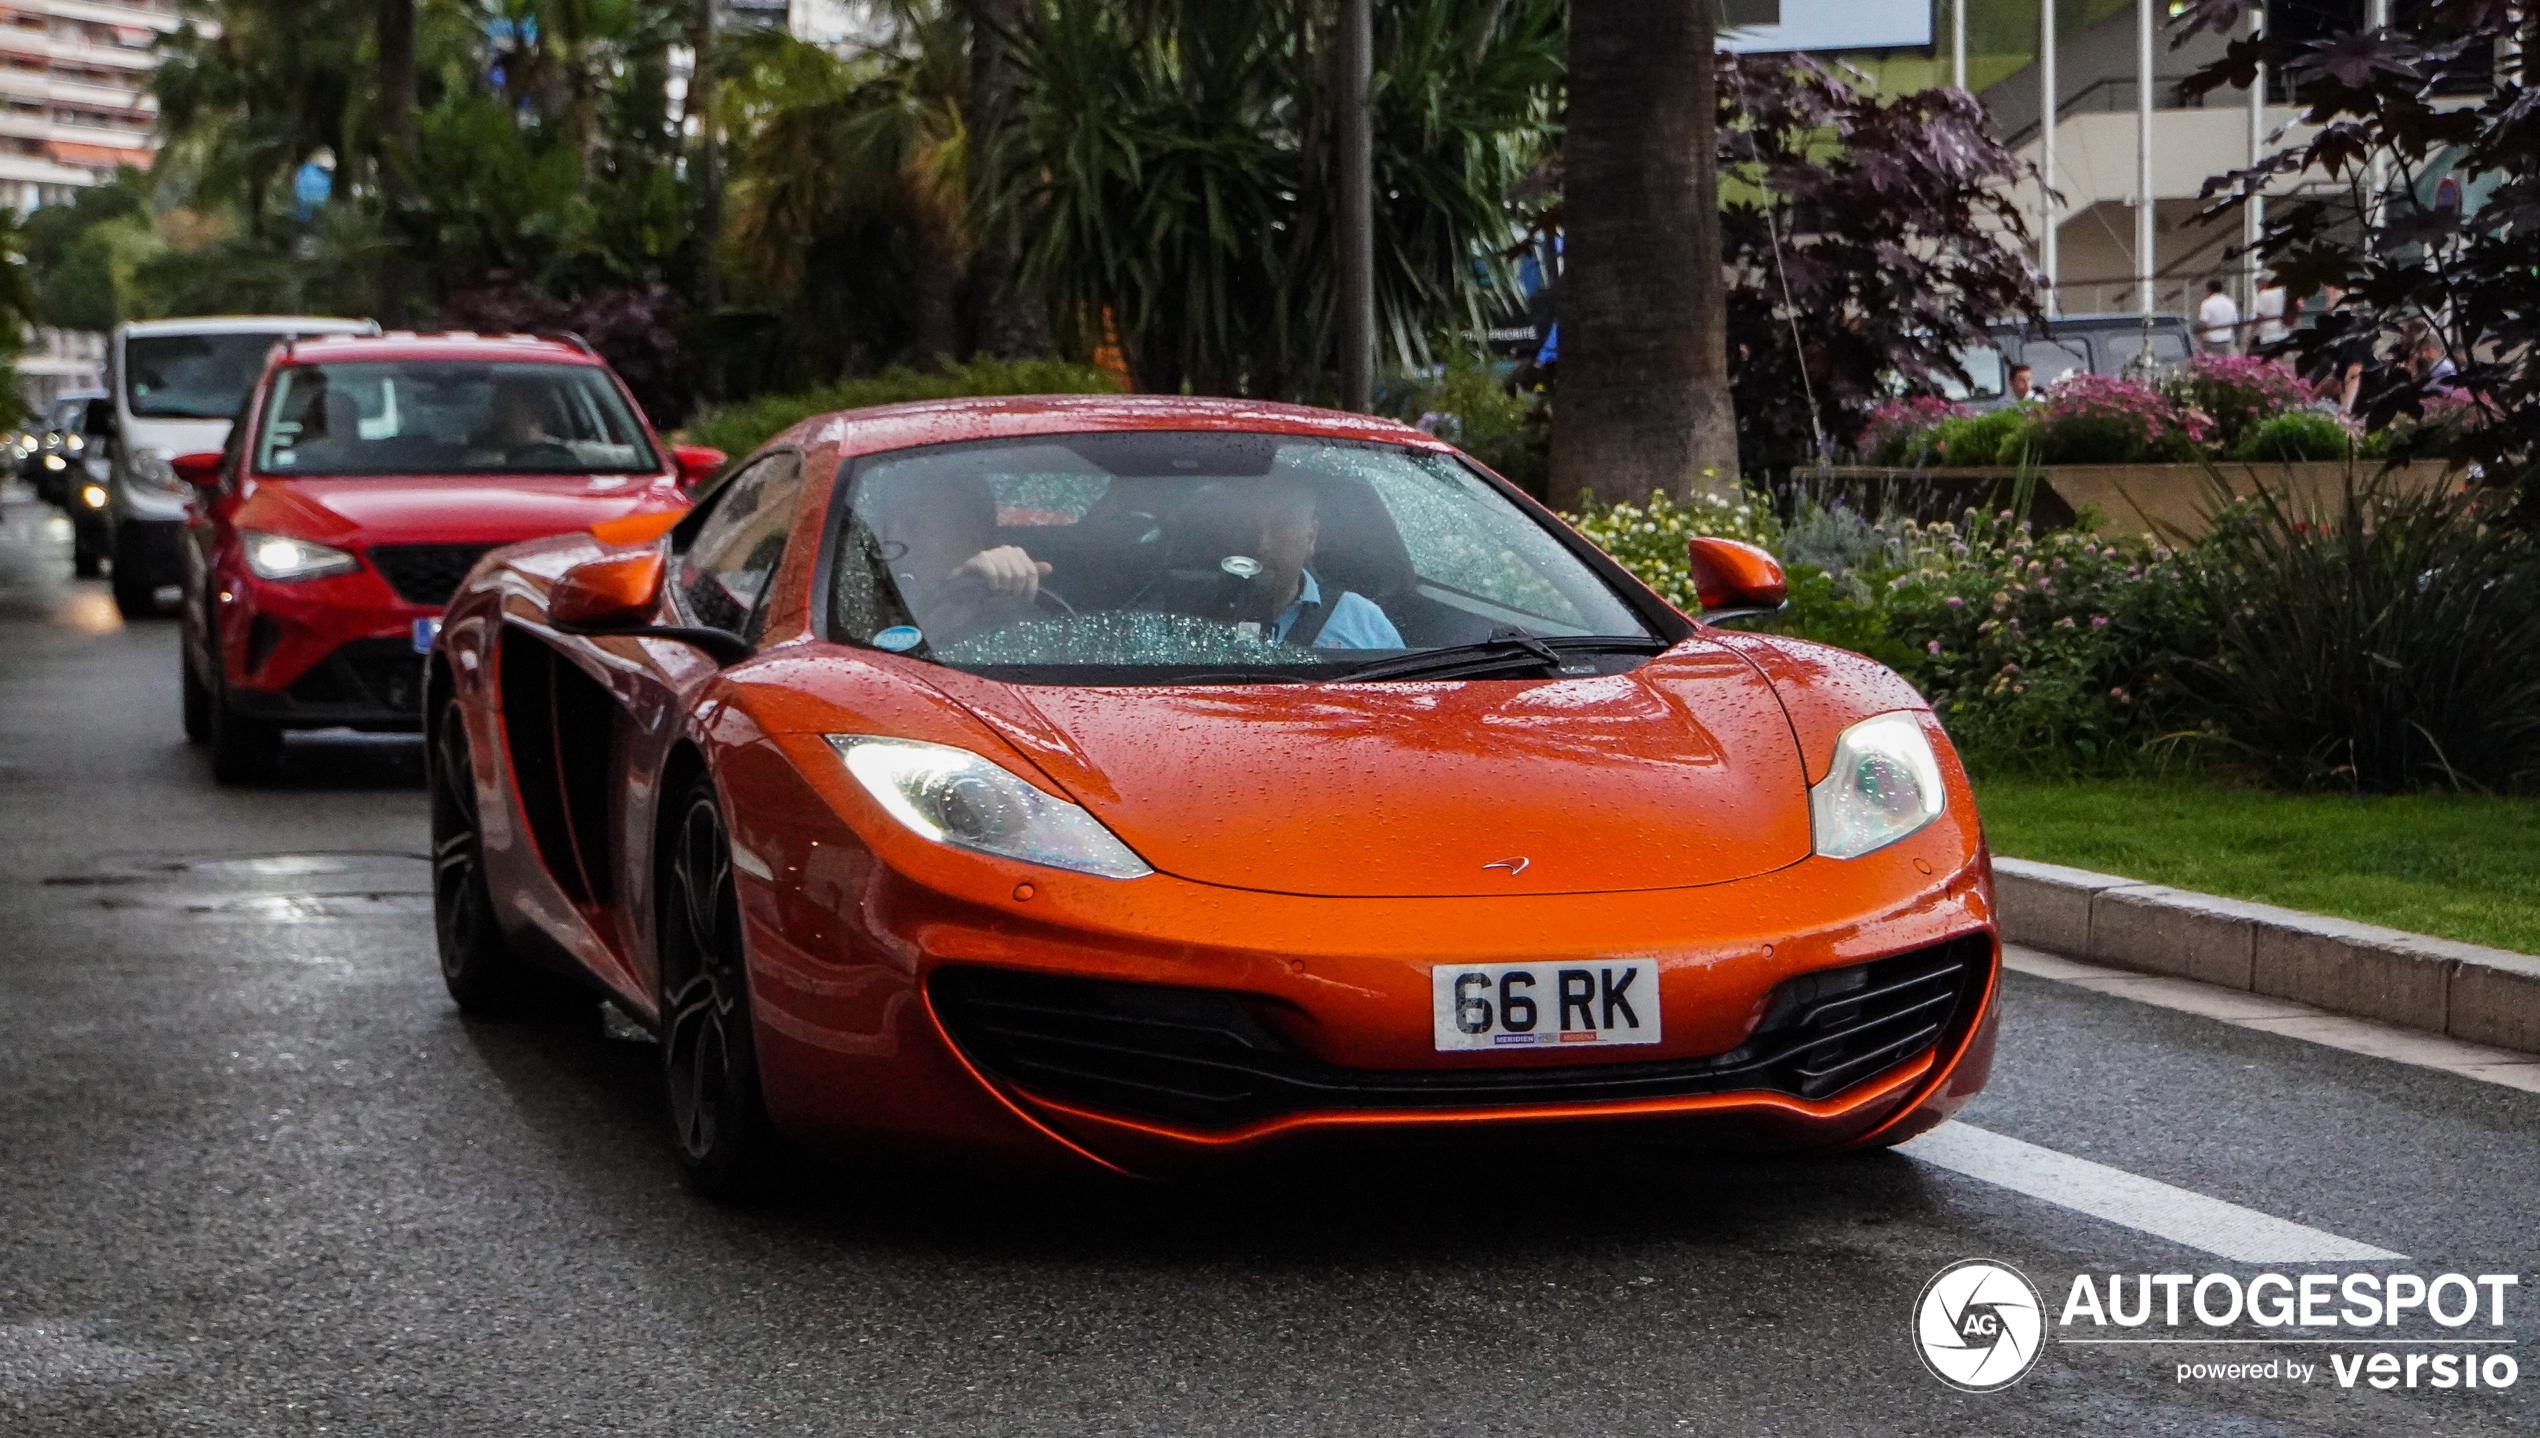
{"left": 2005, "top": 945, "right": 2540, "bottom": 1093}
{"left": 1897, "top": 1121, "right": 2408, "bottom": 1263}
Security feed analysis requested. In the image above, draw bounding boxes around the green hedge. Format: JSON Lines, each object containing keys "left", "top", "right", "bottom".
{"left": 681, "top": 358, "right": 1128, "bottom": 468}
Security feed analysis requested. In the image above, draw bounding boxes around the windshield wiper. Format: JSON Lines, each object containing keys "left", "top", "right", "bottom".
{"left": 1337, "top": 632, "right": 1668, "bottom": 684}
{"left": 1170, "top": 669, "right": 1319, "bottom": 685}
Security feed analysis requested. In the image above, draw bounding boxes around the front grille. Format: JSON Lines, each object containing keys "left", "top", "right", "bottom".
{"left": 369, "top": 544, "right": 493, "bottom": 606}
{"left": 285, "top": 636, "right": 427, "bottom": 714}
{"left": 930, "top": 935, "right": 1991, "bottom": 1130}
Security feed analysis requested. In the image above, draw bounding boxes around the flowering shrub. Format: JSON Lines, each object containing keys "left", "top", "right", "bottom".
{"left": 1562, "top": 489, "right": 1782, "bottom": 613}
{"left": 2162, "top": 355, "right": 2311, "bottom": 453}
{"left": 2027, "top": 373, "right": 2210, "bottom": 465}
{"left": 2233, "top": 411, "right": 2353, "bottom": 463}
{"left": 1858, "top": 397, "right": 1968, "bottom": 466}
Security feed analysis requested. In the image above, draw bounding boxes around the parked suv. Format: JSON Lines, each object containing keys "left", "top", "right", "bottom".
{"left": 176, "top": 331, "right": 724, "bottom": 782}
{"left": 100, "top": 316, "right": 382, "bottom": 617}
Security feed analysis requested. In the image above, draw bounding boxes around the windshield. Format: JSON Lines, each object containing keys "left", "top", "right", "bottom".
{"left": 825, "top": 431, "right": 1665, "bottom": 685}
{"left": 125, "top": 332, "right": 292, "bottom": 420}
{"left": 253, "top": 361, "right": 659, "bottom": 477}
{"left": 1937, "top": 344, "right": 2005, "bottom": 402}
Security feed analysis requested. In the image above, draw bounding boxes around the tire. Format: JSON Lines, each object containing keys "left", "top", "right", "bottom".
{"left": 181, "top": 647, "right": 211, "bottom": 745}
{"left": 430, "top": 698, "right": 541, "bottom": 1012}
{"left": 71, "top": 516, "right": 105, "bottom": 579}
{"left": 110, "top": 525, "right": 159, "bottom": 618}
{"left": 658, "top": 775, "right": 782, "bottom": 1197}
{"left": 207, "top": 674, "right": 282, "bottom": 785}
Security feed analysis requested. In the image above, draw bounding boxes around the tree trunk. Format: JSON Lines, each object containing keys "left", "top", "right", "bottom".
{"left": 375, "top": 0, "right": 416, "bottom": 326}
{"left": 1551, "top": 0, "right": 1738, "bottom": 509}
{"left": 689, "top": 0, "right": 725, "bottom": 398}
{"left": 964, "top": 0, "right": 1052, "bottom": 358}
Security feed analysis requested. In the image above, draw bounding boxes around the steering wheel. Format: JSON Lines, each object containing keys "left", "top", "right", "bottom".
{"left": 1033, "top": 584, "right": 1079, "bottom": 618}
{"left": 505, "top": 441, "right": 577, "bottom": 469}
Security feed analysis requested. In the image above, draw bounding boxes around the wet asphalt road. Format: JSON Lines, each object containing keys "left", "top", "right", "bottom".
{"left": 0, "top": 492, "right": 2533, "bottom": 1436}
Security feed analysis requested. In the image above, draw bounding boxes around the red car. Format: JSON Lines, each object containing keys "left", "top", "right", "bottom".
{"left": 430, "top": 396, "right": 1999, "bottom": 1195}
{"left": 177, "top": 332, "right": 723, "bottom": 782}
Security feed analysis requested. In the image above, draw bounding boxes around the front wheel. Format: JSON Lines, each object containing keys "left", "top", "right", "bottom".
{"left": 431, "top": 699, "right": 540, "bottom": 1012}
{"left": 110, "top": 524, "right": 161, "bottom": 618}
{"left": 181, "top": 647, "right": 211, "bottom": 745}
{"left": 659, "top": 775, "right": 782, "bottom": 1197}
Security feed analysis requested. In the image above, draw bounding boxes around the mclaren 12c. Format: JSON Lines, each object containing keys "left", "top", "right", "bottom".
{"left": 426, "top": 395, "right": 2000, "bottom": 1193}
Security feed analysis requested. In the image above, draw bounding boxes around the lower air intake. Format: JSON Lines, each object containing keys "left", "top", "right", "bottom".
{"left": 929, "top": 934, "right": 1990, "bottom": 1129}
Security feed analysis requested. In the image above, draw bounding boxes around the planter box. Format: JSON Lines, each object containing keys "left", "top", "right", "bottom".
{"left": 1814, "top": 460, "right": 2459, "bottom": 538}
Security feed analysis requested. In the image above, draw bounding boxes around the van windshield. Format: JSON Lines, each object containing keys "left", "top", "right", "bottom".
{"left": 125, "top": 333, "right": 293, "bottom": 420}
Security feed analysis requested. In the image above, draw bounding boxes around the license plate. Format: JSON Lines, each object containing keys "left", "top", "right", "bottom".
{"left": 1432, "top": 960, "right": 1660, "bottom": 1052}
{"left": 412, "top": 617, "right": 442, "bottom": 654}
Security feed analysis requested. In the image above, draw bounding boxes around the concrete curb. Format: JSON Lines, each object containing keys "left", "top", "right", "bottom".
{"left": 1992, "top": 857, "right": 2540, "bottom": 1057}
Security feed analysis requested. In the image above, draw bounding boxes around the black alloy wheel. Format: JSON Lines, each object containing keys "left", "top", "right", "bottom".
{"left": 430, "top": 697, "right": 535, "bottom": 1012}
{"left": 659, "top": 776, "right": 780, "bottom": 1197}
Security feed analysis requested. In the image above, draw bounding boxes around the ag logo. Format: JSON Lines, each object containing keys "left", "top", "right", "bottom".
{"left": 1914, "top": 1259, "right": 2044, "bottom": 1392}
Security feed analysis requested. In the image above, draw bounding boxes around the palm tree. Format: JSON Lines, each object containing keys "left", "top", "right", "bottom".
{"left": 1551, "top": 0, "right": 1739, "bottom": 506}
{"left": 997, "top": 0, "right": 1558, "bottom": 398}
{"left": 724, "top": 18, "right": 974, "bottom": 368}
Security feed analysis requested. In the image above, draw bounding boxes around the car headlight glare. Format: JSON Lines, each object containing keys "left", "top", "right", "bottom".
{"left": 826, "top": 735, "right": 1152, "bottom": 879}
{"left": 79, "top": 484, "right": 107, "bottom": 509}
{"left": 242, "top": 530, "right": 358, "bottom": 581}
{"left": 1809, "top": 712, "right": 1946, "bottom": 860}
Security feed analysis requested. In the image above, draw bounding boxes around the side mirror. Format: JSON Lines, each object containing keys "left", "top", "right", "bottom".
{"left": 1686, "top": 536, "right": 1788, "bottom": 622}
{"left": 671, "top": 444, "right": 727, "bottom": 491}
{"left": 81, "top": 397, "right": 116, "bottom": 442}
{"left": 550, "top": 549, "right": 667, "bottom": 629}
{"left": 172, "top": 451, "right": 225, "bottom": 493}
{"left": 549, "top": 546, "right": 757, "bottom": 666}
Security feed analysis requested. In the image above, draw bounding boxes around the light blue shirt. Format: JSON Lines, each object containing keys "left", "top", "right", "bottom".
{"left": 1272, "top": 570, "right": 1403, "bottom": 650}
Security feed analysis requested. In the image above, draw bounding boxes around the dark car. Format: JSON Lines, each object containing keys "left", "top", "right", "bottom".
{"left": 1942, "top": 313, "right": 2197, "bottom": 409}
{"left": 23, "top": 392, "right": 113, "bottom": 577}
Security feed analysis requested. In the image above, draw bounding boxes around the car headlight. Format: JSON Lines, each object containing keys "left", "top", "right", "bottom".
{"left": 826, "top": 735, "right": 1153, "bottom": 879}
{"left": 79, "top": 484, "right": 108, "bottom": 509}
{"left": 1809, "top": 712, "right": 1946, "bottom": 860}
{"left": 131, "top": 447, "right": 184, "bottom": 496}
{"left": 242, "top": 530, "right": 358, "bottom": 581}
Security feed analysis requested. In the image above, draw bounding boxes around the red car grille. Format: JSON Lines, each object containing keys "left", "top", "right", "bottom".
{"left": 369, "top": 544, "right": 494, "bottom": 606}
{"left": 928, "top": 934, "right": 1991, "bottom": 1130}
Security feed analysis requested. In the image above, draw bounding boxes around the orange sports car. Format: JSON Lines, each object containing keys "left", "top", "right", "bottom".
{"left": 427, "top": 396, "right": 1998, "bottom": 1193}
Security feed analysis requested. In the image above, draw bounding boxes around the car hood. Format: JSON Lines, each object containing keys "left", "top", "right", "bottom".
{"left": 238, "top": 474, "right": 684, "bottom": 547}
{"left": 928, "top": 642, "right": 1814, "bottom": 898}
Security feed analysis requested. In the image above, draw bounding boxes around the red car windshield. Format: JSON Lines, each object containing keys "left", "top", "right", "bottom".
{"left": 253, "top": 360, "right": 660, "bottom": 477}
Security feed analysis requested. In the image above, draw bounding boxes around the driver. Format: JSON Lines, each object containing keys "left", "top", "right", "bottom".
{"left": 863, "top": 471, "right": 1051, "bottom": 641}
{"left": 1235, "top": 479, "right": 1402, "bottom": 649}
{"left": 474, "top": 377, "right": 564, "bottom": 464}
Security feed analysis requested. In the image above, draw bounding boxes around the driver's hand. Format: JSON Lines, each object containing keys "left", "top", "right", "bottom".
{"left": 953, "top": 545, "right": 1052, "bottom": 601}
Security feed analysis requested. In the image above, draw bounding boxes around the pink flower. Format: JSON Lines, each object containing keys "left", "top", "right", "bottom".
{"left": 1945, "top": 595, "right": 1965, "bottom": 608}
{"left": 1927, "top": 640, "right": 1943, "bottom": 655}
{"left": 2091, "top": 615, "right": 2109, "bottom": 627}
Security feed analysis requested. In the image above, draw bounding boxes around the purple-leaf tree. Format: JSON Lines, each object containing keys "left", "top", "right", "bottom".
{"left": 1716, "top": 54, "right": 2039, "bottom": 475}
{"left": 2176, "top": 0, "right": 2539, "bottom": 514}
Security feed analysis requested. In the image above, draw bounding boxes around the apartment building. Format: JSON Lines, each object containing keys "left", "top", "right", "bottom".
{"left": 0, "top": 0, "right": 172, "bottom": 213}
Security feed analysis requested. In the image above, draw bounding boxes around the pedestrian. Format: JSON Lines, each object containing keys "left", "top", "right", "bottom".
{"left": 2251, "top": 274, "right": 2289, "bottom": 349}
{"left": 2005, "top": 364, "right": 2035, "bottom": 403}
{"left": 2197, "top": 280, "right": 2241, "bottom": 354}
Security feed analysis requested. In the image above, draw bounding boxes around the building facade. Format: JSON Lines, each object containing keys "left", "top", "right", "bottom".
{"left": 0, "top": 0, "right": 171, "bottom": 213}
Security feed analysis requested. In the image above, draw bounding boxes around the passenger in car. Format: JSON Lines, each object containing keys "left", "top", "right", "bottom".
{"left": 1233, "top": 479, "right": 1403, "bottom": 650}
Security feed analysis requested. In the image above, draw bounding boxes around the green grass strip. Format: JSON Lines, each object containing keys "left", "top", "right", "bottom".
{"left": 1972, "top": 776, "right": 2540, "bottom": 957}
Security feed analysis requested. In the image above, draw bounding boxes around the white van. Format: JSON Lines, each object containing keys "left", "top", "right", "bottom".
{"left": 102, "top": 315, "right": 380, "bottom": 616}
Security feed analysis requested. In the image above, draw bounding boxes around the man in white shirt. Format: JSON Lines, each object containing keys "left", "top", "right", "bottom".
{"left": 2198, "top": 280, "right": 2241, "bottom": 354}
